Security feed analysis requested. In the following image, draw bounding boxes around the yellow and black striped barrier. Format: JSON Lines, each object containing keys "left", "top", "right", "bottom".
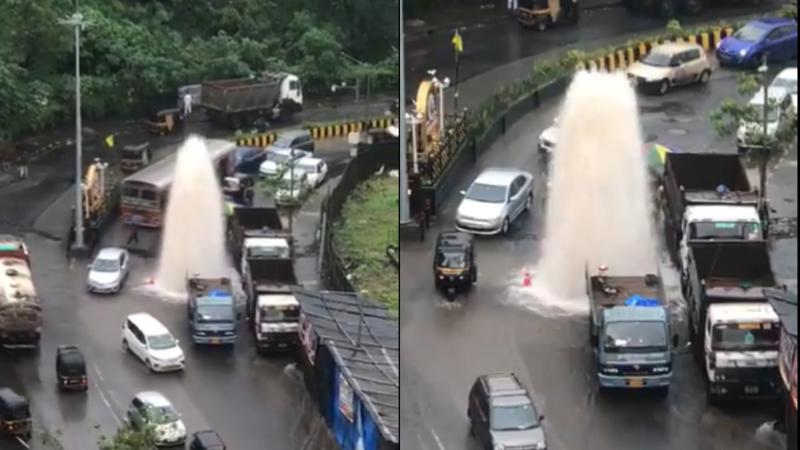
{"left": 576, "top": 27, "right": 735, "bottom": 71}
{"left": 235, "top": 117, "right": 397, "bottom": 147}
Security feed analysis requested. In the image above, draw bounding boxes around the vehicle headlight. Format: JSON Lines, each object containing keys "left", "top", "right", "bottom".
{"left": 494, "top": 445, "right": 505, "bottom": 450}
{"left": 652, "top": 366, "right": 670, "bottom": 374}
{"left": 602, "top": 366, "right": 619, "bottom": 374}
{"left": 739, "top": 49, "right": 747, "bottom": 57}
{"left": 715, "top": 373, "right": 726, "bottom": 381}
{"left": 195, "top": 331, "right": 206, "bottom": 336}
{"left": 536, "top": 442, "right": 547, "bottom": 450}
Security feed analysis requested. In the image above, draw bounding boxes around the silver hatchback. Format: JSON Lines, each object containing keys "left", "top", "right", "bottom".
{"left": 456, "top": 168, "right": 534, "bottom": 235}
{"left": 87, "top": 247, "right": 130, "bottom": 294}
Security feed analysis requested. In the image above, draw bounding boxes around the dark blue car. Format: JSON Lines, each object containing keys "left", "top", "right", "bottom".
{"left": 226, "top": 147, "right": 266, "bottom": 175}
{"left": 716, "top": 18, "right": 797, "bottom": 68}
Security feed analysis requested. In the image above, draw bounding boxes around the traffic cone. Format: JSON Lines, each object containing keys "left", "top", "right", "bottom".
{"left": 522, "top": 268, "right": 532, "bottom": 287}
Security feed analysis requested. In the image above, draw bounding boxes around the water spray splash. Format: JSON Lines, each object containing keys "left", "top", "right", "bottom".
{"left": 522, "top": 71, "right": 657, "bottom": 315}
{"left": 155, "top": 135, "right": 229, "bottom": 298}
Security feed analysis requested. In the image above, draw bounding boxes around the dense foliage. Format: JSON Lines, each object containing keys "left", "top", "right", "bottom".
{"left": 0, "top": 0, "right": 398, "bottom": 145}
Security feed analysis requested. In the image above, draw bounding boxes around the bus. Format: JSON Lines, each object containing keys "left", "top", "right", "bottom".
{"left": 120, "top": 138, "right": 237, "bottom": 228}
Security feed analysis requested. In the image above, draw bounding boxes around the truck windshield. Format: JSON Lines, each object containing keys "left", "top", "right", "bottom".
{"left": 248, "top": 246, "right": 289, "bottom": 259}
{"left": 604, "top": 321, "right": 667, "bottom": 353}
{"left": 196, "top": 305, "right": 234, "bottom": 323}
{"left": 490, "top": 401, "right": 539, "bottom": 431}
{"left": 712, "top": 325, "right": 779, "bottom": 351}
{"left": 259, "top": 306, "right": 299, "bottom": 322}
{"left": 689, "top": 221, "right": 761, "bottom": 240}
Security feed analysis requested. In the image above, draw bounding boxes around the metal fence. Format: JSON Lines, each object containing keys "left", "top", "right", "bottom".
{"left": 319, "top": 139, "right": 400, "bottom": 292}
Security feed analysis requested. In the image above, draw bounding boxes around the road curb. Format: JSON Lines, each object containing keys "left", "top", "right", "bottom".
{"left": 235, "top": 117, "right": 398, "bottom": 147}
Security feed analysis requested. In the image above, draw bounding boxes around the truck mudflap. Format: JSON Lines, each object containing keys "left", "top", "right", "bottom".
{"left": 598, "top": 373, "right": 671, "bottom": 389}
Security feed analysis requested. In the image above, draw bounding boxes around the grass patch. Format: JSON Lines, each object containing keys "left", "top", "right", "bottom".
{"left": 333, "top": 175, "right": 399, "bottom": 313}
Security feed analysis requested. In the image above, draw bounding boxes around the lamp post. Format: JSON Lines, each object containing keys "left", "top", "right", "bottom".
{"left": 399, "top": 0, "right": 410, "bottom": 224}
{"left": 406, "top": 112, "right": 423, "bottom": 174}
{"left": 757, "top": 56, "right": 769, "bottom": 201}
{"left": 59, "top": 11, "right": 90, "bottom": 252}
{"left": 429, "top": 73, "right": 450, "bottom": 141}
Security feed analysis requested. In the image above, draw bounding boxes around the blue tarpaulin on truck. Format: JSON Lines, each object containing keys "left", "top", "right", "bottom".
{"left": 624, "top": 295, "right": 660, "bottom": 307}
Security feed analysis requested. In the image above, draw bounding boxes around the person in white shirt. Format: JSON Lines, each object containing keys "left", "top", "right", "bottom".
{"left": 183, "top": 92, "right": 192, "bottom": 116}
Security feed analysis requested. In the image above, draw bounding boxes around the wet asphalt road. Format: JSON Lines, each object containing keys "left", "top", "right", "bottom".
{"left": 400, "top": 68, "right": 797, "bottom": 450}
{"left": 406, "top": 1, "right": 782, "bottom": 90}
{"left": 0, "top": 138, "right": 351, "bottom": 449}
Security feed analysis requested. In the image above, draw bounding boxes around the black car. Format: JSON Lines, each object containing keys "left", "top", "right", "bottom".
{"left": 269, "top": 129, "right": 315, "bottom": 153}
{"left": 56, "top": 345, "right": 88, "bottom": 391}
{"left": 190, "top": 430, "right": 226, "bottom": 450}
{"left": 0, "top": 388, "right": 31, "bottom": 441}
{"left": 228, "top": 147, "right": 267, "bottom": 175}
{"left": 433, "top": 231, "right": 477, "bottom": 298}
{"left": 468, "top": 373, "right": 547, "bottom": 450}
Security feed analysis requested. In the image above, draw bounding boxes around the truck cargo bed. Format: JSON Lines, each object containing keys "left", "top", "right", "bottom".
{"left": 665, "top": 153, "right": 752, "bottom": 192}
{"left": 589, "top": 276, "right": 663, "bottom": 310}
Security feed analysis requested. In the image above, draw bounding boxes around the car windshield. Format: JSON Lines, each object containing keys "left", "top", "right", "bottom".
{"left": 259, "top": 305, "right": 299, "bottom": 323}
{"left": 466, "top": 183, "right": 507, "bottom": 203}
{"left": 93, "top": 258, "right": 119, "bottom": 273}
{"left": 491, "top": 402, "right": 538, "bottom": 431}
{"left": 712, "top": 324, "right": 779, "bottom": 351}
{"left": 146, "top": 405, "right": 180, "bottom": 424}
{"left": 641, "top": 51, "right": 672, "bottom": 67}
{"left": 5, "top": 404, "right": 29, "bottom": 420}
{"left": 148, "top": 333, "right": 177, "bottom": 350}
{"left": 196, "top": 305, "right": 233, "bottom": 323}
{"left": 733, "top": 23, "right": 768, "bottom": 42}
{"left": 689, "top": 221, "right": 761, "bottom": 240}
{"left": 436, "top": 251, "right": 467, "bottom": 269}
{"left": 604, "top": 321, "right": 667, "bottom": 353}
{"left": 267, "top": 152, "right": 290, "bottom": 163}
{"left": 273, "top": 136, "right": 293, "bottom": 148}
{"left": 771, "top": 77, "right": 797, "bottom": 93}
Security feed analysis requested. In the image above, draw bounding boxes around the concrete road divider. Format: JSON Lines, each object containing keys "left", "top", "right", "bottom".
{"left": 235, "top": 117, "right": 398, "bottom": 147}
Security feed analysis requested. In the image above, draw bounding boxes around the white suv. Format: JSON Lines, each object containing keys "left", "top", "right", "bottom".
{"left": 122, "top": 313, "right": 185, "bottom": 372}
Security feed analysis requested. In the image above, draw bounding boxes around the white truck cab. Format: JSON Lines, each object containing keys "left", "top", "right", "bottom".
{"left": 680, "top": 204, "right": 762, "bottom": 272}
{"left": 254, "top": 294, "right": 300, "bottom": 351}
{"left": 704, "top": 302, "right": 780, "bottom": 401}
{"left": 280, "top": 74, "right": 303, "bottom": 109}
{"left": 240, "top": 237, "right": 291, "bottom": 272}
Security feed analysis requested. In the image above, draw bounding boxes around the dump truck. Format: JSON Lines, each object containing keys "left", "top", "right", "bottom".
{"left": 186, "top": 276, "right": 238, "bottom": 346}
{"left": 201, "top": 72, "right": 303, "bottom": 129}
{"left": 622, "top": 0, "right": 764, "bottom": 19}
{"left": 243, "top": 258, "right": 299, "bottom": 352}
{"left": 0, "top": 236, "right": 42, "bottom": 346}
{"left": 227, "top": 206, "right": 292, "bottom": 273}
{"left": 660, "top": 152, "right": 768, "bottom": 271}
{"left": 587, "top": 263, "right": 678, "bottom": 396}
{"left": 683, "top": 240, "right": 782, "bottom": 403}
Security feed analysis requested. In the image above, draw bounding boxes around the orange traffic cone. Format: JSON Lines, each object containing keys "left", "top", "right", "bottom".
{"left": 522, "top": 268, "right": 532, "bottom": 287}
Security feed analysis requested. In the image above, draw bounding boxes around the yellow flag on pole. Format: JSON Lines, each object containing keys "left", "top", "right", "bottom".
{"left": 105, "top": 134, "right": 114, "bottom": 148}
{"left": 452, "top": 30, "right": 463, "bottom": 54}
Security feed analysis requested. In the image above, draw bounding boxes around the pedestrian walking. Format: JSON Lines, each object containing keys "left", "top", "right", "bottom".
{"left": 127, "top": 224, "right": 139, "bottom": 246}
{"left": 183, "top": 92, "right": 193, "bottom": 116}
{"left": 507, "top": 0, "right": 518, "bottom": 13}
{"left": 16, "top": 156, "right": 27, "bottom": 180}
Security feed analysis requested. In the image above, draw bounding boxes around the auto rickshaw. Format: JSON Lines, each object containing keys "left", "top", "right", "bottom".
{"left": 433, "top": 231, "right": 477, "bottom": 301}
{"left": 120, "top": 142, "right": 152, "bottom": 174}
{"left": 56, "top": 345, "right": 88, "bottom": 392}
{"left": 516, "top": 0, "right": 579, "bottom": 32}
{"left": 147, "top": 108, "right": 184, "bottom": 136}
{"left": 0, "top": 388, "right": 31, "bottom": 441}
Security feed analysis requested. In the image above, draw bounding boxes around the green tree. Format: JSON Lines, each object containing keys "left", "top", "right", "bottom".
{"left": 97, "top": 422, "right": 158, "bottom": 450}
{"left": 709, "top": 63, "right": 798, "bottom": 199}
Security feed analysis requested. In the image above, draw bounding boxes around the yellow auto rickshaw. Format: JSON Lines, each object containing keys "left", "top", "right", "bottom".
{"left": 147, "top": 108, "right": 184, "bottom": 136}
{"left": 516, "top": 0, "right": 579, "bottom": 32}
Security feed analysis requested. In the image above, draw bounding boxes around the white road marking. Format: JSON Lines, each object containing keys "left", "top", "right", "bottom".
{"left": 430, "top": 427, "right": 446, "bottom": 450}
{"left": 15, "top": 436, "right": 30, "bottom": 449}
{"left": 91, "top": 363, "right": 122, "bottom": 426}
{"left": 92, "top": 363, "right": 105, "bottom": 382}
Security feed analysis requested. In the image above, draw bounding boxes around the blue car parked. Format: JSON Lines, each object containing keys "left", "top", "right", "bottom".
{"left": 716, "top": 18, "right": 797, "bottom": 68}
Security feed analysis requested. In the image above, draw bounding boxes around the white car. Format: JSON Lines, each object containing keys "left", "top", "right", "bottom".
{"left": 626, "top": 42, "right": 712, "bottom": 95}
{"left": 769, "top": 67, "right": 797, "bottom": 112}
{"left": 737, "top": 90, "right": 793, "bottom": 151}
{"left": 275, "top": 169, "right": 310, "bottom": 205}
{"left": 296, "top": 157, "right": 328, "bottom": 187}
{"left": 121, "top": 313, "right": 185, "bottom": 372}
{"left": 455, "top": 168, "right": 535, "bottom": 235}
{"left": 537, "top": 118, "right": 558, "bottom": 155}
{"left": 258, "top": 148, "right": 310, "bottom": 177}
{"left": 127, "top": 391, "right": 187, "bottom": 447}
{"left": 87, "top": 247, "right": 129, "bottom": 294}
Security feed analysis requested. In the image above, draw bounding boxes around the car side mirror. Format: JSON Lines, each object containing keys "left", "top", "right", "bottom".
{"left": 539, "top": 414, "right": 545, "bottom": 421}
{"left": 459, "top": 190, "right": 466, "bottom": 196}
{"left": 672, "top": 334, "right": 679, "bottom": 348}
{"left": 175, "top": 339, "right": 180, "bottom": 345}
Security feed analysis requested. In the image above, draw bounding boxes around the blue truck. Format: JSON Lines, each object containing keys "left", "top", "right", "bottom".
{"left": 187, "top": 276, "right": 238, "bottom": 345}
{"left": 586, "top": 264, "right": 679, "bottom": 396}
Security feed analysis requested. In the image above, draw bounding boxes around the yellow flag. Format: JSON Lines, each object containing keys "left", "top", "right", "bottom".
{"left": 452, "top": 30, "right": 463, "bottom": 54}
{"left": 105, "top": 134, "right": 114, "bottom": 148}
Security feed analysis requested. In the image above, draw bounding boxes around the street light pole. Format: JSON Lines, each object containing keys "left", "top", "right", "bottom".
{"left": 758, "top": 56, "right": 769, "bottom": 201}
{"left": 399, "top": 0, "right": 410, "bottom": 224}
{"left": 60, "top": 12, "right": 90, "bottom": 252}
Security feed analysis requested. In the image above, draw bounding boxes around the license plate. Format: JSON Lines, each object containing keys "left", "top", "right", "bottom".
{"left": 628, "top": 378, "right": 644, "bottom": 388}
{"left": 745, "top": 386, "right": 759, "bottom": 394}
{"left": 211, "top": 337, "right": 220, "bottom": 344}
